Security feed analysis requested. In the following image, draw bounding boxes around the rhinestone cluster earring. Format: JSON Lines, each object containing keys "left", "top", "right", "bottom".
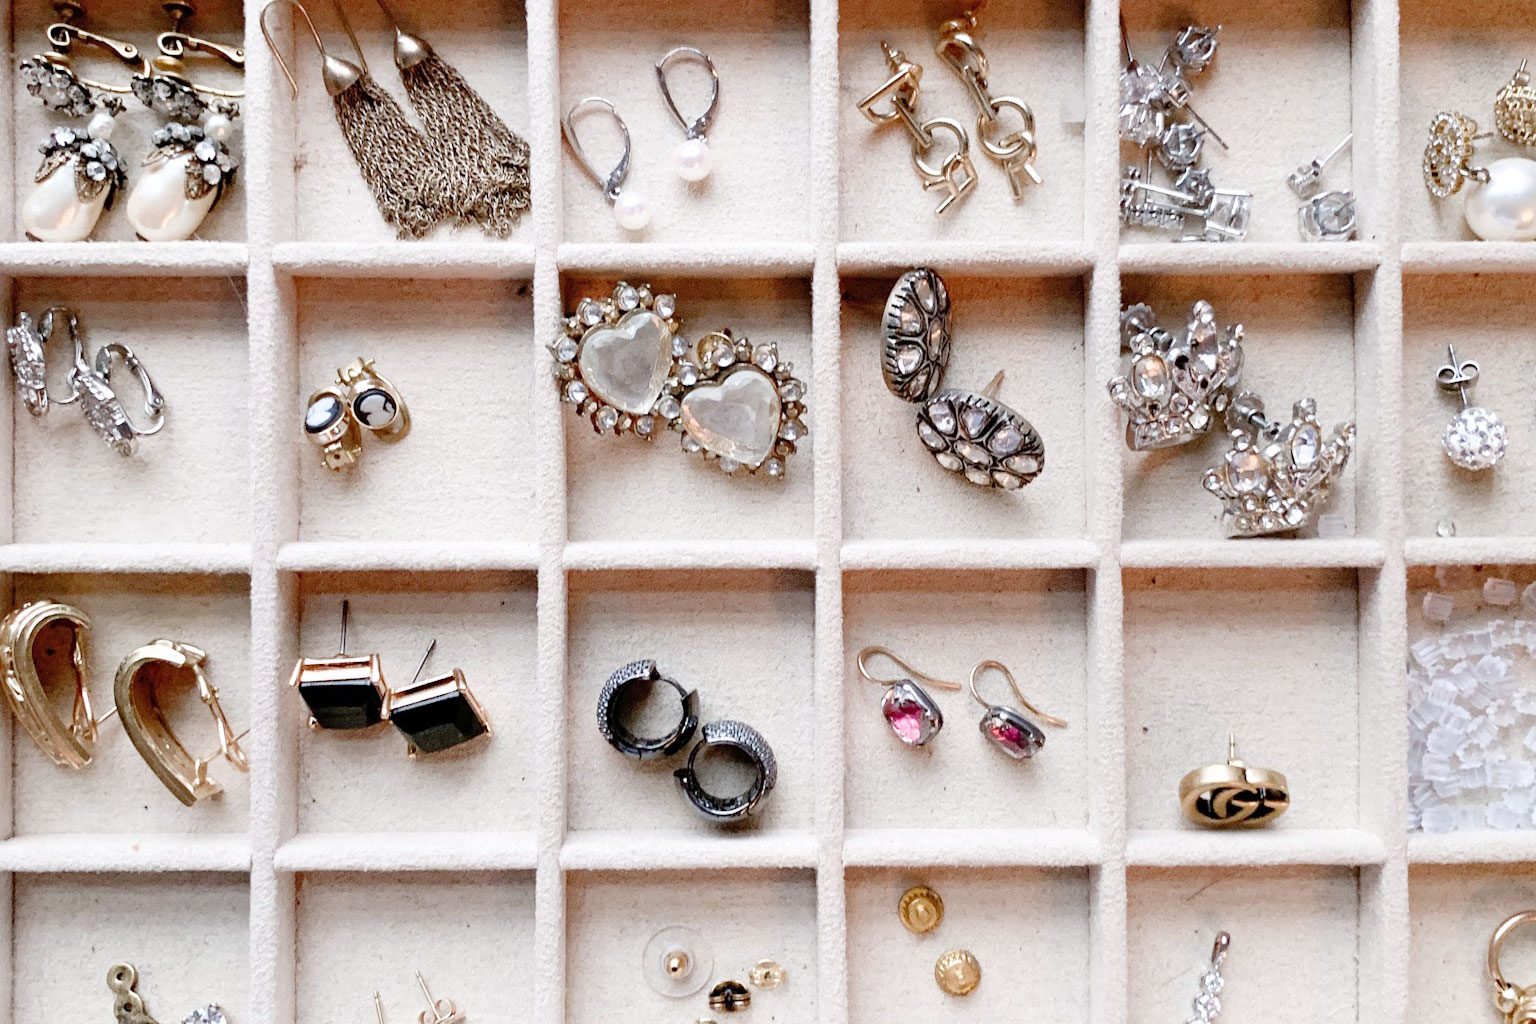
{"left": 551, "top": 282, "right": 808, "bottom": 479}
{"left": 882, "top": 269, "right": 1045, "bottom": 490}
{"left": 1108, "top": 300, "right": 1243, "bottom": 452}
{"left": 1435, "top": 344, "right": 1507, "bottom": 472}
{"left": 1117, "top": 19, "right": 1250, "bottom": 242}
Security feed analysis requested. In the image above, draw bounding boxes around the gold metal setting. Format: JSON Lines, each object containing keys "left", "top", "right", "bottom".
{"left": 1423, "top": 111, "right": 1487, "bottom": 199}
{"left": 305, "top": 358, "right": 409, "bottom": 472}
{"left": 115, "top": 638, "right": 249, "bottom": 806}
{"left": 1179, "top": 734, "right": 1290, "bottom": 829}
{"left": 1497, "top": 61, "right": 1536, "bottom": 147}
{"left": 899, "top": 884, "right": 945, "bottom": 934}
{"left": 1490, "top": 911, "right": 1536, "bottom": 1024}
{"left": 934, "top": 948, "right": 981, "bottom": 997}
{"left": 747, "top": 959, "right": 786, "bottom": 989}
{"left": 305, "top": 382, "right": 363, "bottom": 471}
{"left": 0, "top": 600, "right": 98, "bottom": 768}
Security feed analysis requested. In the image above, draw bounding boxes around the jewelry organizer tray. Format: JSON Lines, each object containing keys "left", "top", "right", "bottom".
{"left": 4, "top": 0, "right": 1536, "bottom": 1021}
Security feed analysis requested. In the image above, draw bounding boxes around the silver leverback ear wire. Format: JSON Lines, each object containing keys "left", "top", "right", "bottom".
{"left": 562, "top": 96, "right": 651, "bottom": 231}
{"left": 655, "top": 45, "right": 720, "bottom": 181}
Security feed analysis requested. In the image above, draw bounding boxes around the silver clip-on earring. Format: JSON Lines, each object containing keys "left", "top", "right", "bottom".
{"left": 655, "top": 46, "right": 720, "bottom": 183}
{"left": 1287, "top": 132, "right": 1357, "bottom": 241}
{"left": 562, "top": 97, "right": 651, "bottom": 231}
{"left": 52, "top": 313, "right": 168, "bottom": 457}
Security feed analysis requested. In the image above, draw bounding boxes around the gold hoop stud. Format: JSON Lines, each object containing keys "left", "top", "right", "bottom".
{"left": 0, "top": 600, "right": 101, "bottom": 768}
{"left": 1490, "top": 911, "right": 1536, "bottom": 1024}
{"left": 1179, "top": 734, "right": 1289, "bottom": 829}
{"left": 115, "top": 638, "right": 249, "bottom": 806}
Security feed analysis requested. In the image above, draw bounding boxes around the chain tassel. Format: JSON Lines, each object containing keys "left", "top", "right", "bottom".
{"left": 331, "top": 71, "right": 449, "bottom": 240}
{"left": 398, "top": 53, "right": 531, "bottom": 238}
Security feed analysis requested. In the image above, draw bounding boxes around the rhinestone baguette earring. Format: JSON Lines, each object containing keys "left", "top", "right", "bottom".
{"left": 1108, "top": 300, "right": 1243, "bottom": 451}
{"left": 655, "top": 46, "right": 720, "bottom": 182}
{"left": 1202, "top": 391, "right": 1355, "bottom": 538}
{"left": 1287, "top": 132, "right": 1357, "bottom": 241}
{"left": 968, "top": 659, "right": 1066, "bottom": 760}
{"left": 857, "top": 42, "right": 977, "bottom": 215}
{"left": 935, "top": 7, "right": 1041, "bottom": 195}
{"left": 17, "top": 2, "right": 142, "bottom": 242}
{"left": 126, "top": 1, "right": 244, "bottom": 241}
{"left": 855, "top": 645, "right": 961, "bottom": 748}
{"left": 1435, "top": 344, "right": 1507, "bottom": 471}
{"left": 562, "top": 97, "right": 651, "bottom": 231}
{"left": 1423, "top": 111, "right": 1536, "bottom": 241}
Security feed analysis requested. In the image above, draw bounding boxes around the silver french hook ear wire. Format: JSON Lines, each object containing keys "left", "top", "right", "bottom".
{"left": 655, "top": 46, "right": 720, "bottom": 141}
{"left": 561, "top": 96, "right": 632, "bottom": 200}
{"left": 94, "top": 343, "right": 167, "bottom": 435}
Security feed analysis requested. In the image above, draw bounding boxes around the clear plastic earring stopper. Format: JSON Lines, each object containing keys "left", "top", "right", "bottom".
{"left": 643, "top": 925, "right": 714, "bottom": 998}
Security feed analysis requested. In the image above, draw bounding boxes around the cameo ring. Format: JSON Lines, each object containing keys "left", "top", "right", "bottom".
{"left": 597, "top": 659, "right": 700, "bottom": 760}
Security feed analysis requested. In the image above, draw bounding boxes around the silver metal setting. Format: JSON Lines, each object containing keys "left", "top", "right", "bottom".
{"left": 74, "top": 341, "right": 166, "bottom": 456}
{"left": 1202, "top": 392, "right": 1356, "bottom": 538}
{"left": 596, "top": 659, "right": 700, "bottom": 761}
{"left": 1184, "top": 932, "right": 1231, "bottom": 1024}
{"left": 1288, "top": 134, "right": 1357, "bottom": 241}
{"left": 6, "top": 305, "right": 82, "bottom": 417}
{"left": 655, "top": 46, "right": 719, "bottom": 143}
{"left": 916, "top": 372, "right": 1043, "bottom": 490}
{"left": 1436, "top": 344, "right": 1506, "bottom": 472}
{"left": 674, "top": 719, "right": 777, "bottom": 824}
{"left": 561, "top": 96, "right": 633, "bottom": 203}
{"left": 880, "top": 268, "right": 951, "bottom": 403}
{"left": 1109, "top": 300, "right": 1242, "bottom": 451}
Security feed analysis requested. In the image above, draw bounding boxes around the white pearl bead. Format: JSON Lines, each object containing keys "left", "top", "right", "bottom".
{"left": 126, "top": 152, "right": 218, "bottom": 242}
{"left": 674, "top": 137, "right": 713, "bottom": 182}
{"left": 613, "top": 189, "right": 651, "bottom": 231}
{"left": 87, "top": 111, "right": 115, "bottom": 140}
{"left": 21, "top": 161, "right": 108, "bottom": 242}
{"left": 1465, "top": 157, "right": 1536, "bottom": 241}
{"left": 204, "top": 113, "right": 234, "bottom": 142}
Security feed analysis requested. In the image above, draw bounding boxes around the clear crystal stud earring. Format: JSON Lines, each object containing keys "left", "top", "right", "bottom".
{"left": 917, "top": 372, "right": 1044, "bottom": 489}
{"left": 1287, "top": 132, "right": 1357, "bottom": 241}
{"left": 1108, "top": 300, "right": 1243, "bottom": 451}
{"left": 1202, "top": 391, "right": 1355, "bottom": 538}
{"left": 562, "top": 96, "right": 651, "bottom": 231}
{"left": 655, "top": 46, "right": 719, "bottom": 182}
{"left": 1435, "top": 344, "right": 1506, "bottom": 472}
{"left": 968, "top": 659, "right": 1066, "bottom": 761}
{"left": 855, "top": 645, "right": 961, "bottom": 748}
{"left": 552, "top": 282, "right": 685, "bottom": 438}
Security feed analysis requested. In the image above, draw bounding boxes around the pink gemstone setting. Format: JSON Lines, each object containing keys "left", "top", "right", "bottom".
{"left": 979, "top": 706, "right": 1046, "bottom": 760}
{"left": 880, "top": 680, "right": 944, "bottom": 747}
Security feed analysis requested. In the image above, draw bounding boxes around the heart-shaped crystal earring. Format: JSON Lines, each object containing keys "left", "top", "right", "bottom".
{"left": 1203, "top": 391, "right": 1355, "bottom": 538}
{"left": 1108, "top": 300, "right": 1243, "bottom": 451}
{"left": 854, "top": 645, "right": 961, "bottom": 748}
{"left": 1435, "top": 344, "right": 1507, "bottom": 471}
{"left": 968, "top": 659, "right": 1066, "bottom": 761}
{"left": 677, "top": 329, "right": 807, "bottom": 478}
{"left": 552, "top": 282, "right": 685, "bottom": 438}
{"left": 917, "top": 372, "right": 1044, "bottom": 489}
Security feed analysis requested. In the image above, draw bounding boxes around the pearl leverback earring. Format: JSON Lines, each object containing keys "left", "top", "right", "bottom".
{"left": 562, "top": 96, "right": 652, "bottom": 231}
{"left": 655, "top": 46, "right": 719, "bottom": 182}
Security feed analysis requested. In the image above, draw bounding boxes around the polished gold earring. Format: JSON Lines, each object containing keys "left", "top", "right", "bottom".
{"left": 1179, "top": 734, "right": 1290, "bottom": 829}
{"left": 0, "top": 600, "right": 101, "bottom": 768}
{"left": 1490, "top": 911, "right": 1536, "bottom": 1024}
{"left": 115, "top": 638, "right": 249, "bottom": 806}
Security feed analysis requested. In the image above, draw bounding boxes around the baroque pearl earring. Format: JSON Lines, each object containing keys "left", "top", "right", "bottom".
{"left": 655, "top": 46, "right": 720, "bottom": 182}
{"left": 1424, "top": 111, "right": 1536, "bottom": 241}
{"left": 561, "top": 96, "right": 652, "bottom": 231}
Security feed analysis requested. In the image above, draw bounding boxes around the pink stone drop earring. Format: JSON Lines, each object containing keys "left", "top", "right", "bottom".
{"left": 969, "top": 658, "right": 1067, "bottom": 761}
{"left": 855, "top": 646, "right": 961, "bottom": 748}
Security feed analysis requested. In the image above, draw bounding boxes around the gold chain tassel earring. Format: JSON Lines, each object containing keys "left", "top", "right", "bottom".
{"left": 373, "top": 0, "right": 531, "bottom": 237}
{"left": 259, "top": 0, "right": 449, "bottom": 239}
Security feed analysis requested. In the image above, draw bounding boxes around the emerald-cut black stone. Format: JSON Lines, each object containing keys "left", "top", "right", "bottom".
{"left": 298, "top": 675, "right": 385, "bottom": 730}
{"left": 389, "top": 682, "right": 488, "bottom": 754}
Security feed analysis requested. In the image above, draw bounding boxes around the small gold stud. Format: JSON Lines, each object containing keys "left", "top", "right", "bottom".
{"left": 665, "top": 951, "right": 691, "bottom": 977}
{"left": 747, "top": 959, "right": 786, "bottom": 989}
{"left": 935, "top": 948, "right": 982, "bottom": 997}
{"left": 899, "top": 884, "right": 945, "bottom": 934}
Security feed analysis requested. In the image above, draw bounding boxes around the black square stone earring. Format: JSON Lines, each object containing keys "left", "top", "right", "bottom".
{"left": 386, "top": 639, "right": 491, "bottom": 757}
{"left": 288, "top": 600, "right": 388, "bottom": 730}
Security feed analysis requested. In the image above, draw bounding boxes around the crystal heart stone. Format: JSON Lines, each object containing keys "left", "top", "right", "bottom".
{"left": 680, "top": 367, "right": 782, "bottom": 469}
{"left": 880, "top": 680, "right": 944, "bottom": 747}
{"left": 577, "top": 309, "right": 675, "bottom": 415}
{"left": 979, "top": 706, "right": 1046, "bottom": 760}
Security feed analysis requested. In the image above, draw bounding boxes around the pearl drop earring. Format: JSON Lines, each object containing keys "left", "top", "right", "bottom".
{"left": 655, "top": 46, "right": 720, "bottom": 183}
{"left": 1423, "top": 111, "right": 1536, "bottom": 242}
{"left": 562, "top": 96, "right": 652, "bottom": 231}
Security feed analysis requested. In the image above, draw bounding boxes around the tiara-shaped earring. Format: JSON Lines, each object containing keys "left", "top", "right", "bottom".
{"left": 1202, "top": 391, "right": 1355, "bottom": 538}
{"left": 1108, "top": 300, "right": 1243, "bottom": 451}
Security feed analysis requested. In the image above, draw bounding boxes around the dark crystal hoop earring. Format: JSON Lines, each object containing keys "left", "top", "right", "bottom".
{"left": 597, "top": 659, "right": 699, "bottom": 760}
{"left": 674, "top": 720, "right": 776, "bottom": 824}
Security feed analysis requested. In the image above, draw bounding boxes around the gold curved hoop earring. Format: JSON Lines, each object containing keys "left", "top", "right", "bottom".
{"left": 115, "top": 639, "right": 249, "bottom": 806}
{"left": 0, "top": 601, "right": 99, "bottom": 768}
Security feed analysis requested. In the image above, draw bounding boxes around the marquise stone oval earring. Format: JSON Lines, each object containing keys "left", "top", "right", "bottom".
{"left": 563, "top": 97, "right": 651, "bottom": 231}
{"left": 655, "top": 45, "right": 720, "bottom": 182}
